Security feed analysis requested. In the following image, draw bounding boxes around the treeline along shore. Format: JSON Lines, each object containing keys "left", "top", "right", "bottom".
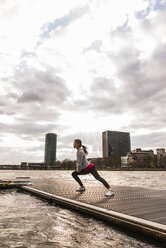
{"left": 0, "top": 153, "right": 166, "bottom": 170}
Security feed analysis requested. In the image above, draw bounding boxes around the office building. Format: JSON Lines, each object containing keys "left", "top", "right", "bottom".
{"left": 44, "top": 133, "right": 57, "bottom": 166}
{"left": 102, "top": 130, "right": 131, "bottom": 157}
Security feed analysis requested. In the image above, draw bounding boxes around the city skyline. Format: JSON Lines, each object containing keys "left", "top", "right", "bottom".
{"left": 0, "top": 0, "right": 166, "bottom": 164}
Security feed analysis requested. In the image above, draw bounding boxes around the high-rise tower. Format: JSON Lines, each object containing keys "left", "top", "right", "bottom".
{"left": 102, "top": 131, "right": 131, "bottom": 157}
{"left": 44, "top": 133, "right": 57, "bottom": 166}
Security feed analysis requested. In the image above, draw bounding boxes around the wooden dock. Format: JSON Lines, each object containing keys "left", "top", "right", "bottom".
{"left": 17, "top": 178, "right": 166, "bottom": 243}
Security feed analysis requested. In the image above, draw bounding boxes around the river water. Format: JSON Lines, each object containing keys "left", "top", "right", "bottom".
{"left": 0, "top": 170, "right": 165, "bottom": 248}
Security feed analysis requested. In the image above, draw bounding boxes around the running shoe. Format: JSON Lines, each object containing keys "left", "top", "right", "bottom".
{"left": 105, "top": 190, "right": 114, "bottom": 197}
{"left": 76, "top": 187, "right": 86, "bottom": 192}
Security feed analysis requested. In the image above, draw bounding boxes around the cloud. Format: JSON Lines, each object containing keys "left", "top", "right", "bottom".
{"left": 0, "top": 64, "right": 71, "bottom": 164}
{"left": 0, "top": 118, "right": 64, "bottom": 164}
{"left": 18, "top": 91, "right": 44, "bottom": 103}
{"left": 0, "top": 144, "right": 44, "bottom": 164}
{"left": 0, "top": 0, "right": 166, "bottom": 163}
{"left": 0, "top": 121, "right": 58, "bottom": 137}
{"left": 0, "top": 67, "right": 71, "bottom": 126}
{"left": 132, "top": 131, "right": 166, "bottom": 150}
{"left": 39, "top": 5, "right": 89, "bottom": 40}
{"left": 57, "top": 131, "right": 103, "bottom": 160}
{"left": 67, "top": 34, "right": 166, "bottom": 134}
{"left": 13, "top": 67, "right": 71, "bottom": 104}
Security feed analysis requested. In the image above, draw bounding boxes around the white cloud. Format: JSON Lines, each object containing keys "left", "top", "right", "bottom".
{"left": 0, "top": 0, "right": 166, "bottom": 163}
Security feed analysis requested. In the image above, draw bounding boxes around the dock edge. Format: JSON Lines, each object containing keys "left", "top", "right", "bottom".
{"left": 19, "top": 186, "right": 166, "bottom": 243}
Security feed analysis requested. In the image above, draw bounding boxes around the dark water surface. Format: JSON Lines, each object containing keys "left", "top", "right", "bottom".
{"left": 0, "top": 170, "right": 165, "bottom": 247}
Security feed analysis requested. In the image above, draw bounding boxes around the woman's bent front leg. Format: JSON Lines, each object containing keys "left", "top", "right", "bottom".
{"left": 72, "top": 171, "right": 83, "bottom": 187}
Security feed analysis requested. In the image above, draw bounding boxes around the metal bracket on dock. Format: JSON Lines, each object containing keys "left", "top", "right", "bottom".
{"left": 0, "top": 180, "right": 33, "bottom": 188}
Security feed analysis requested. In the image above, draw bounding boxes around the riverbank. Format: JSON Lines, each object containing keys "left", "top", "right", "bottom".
{"left": 97, "top": 167, "right": 166, "bottom": 171}
{"left": 0, "top": 167, "right": 165, "bottom": 171}
{"left": 0, "top": 168, "right": 166, "bottom": 171}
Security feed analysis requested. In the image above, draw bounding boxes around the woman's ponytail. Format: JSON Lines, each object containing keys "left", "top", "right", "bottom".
{"left": 82, "top": 145, "right": 88, "bottom": 155}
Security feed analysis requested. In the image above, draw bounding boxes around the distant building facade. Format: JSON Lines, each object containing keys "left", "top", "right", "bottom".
{"left": 44, "top": 133, "right": 57, "bottom": 167}
{"left": 127, "top": 148, "right": 157, "bottom": 168}
{"left": 20, "top": 162, "right": 44, "bottom": 169}
{"left": 131, "top": 148, "right": 154, "bottom": 155}
{"left": 157, "top": 148, "right": 166, "bottom": 168}
{"left": 102, "top": 130, "right": 131, "bottom": 157}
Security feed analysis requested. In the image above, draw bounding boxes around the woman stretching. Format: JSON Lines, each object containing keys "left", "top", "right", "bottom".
{"left": 72, "top": 139, "right": 114, "bottom": 197}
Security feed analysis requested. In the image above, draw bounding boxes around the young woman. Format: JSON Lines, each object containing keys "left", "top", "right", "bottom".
{"left": 72, "top": 139, "right": 114, "bottom": 197}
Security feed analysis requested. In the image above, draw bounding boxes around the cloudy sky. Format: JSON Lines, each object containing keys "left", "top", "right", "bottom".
{"left": 0, "top": 0, "right": 166, "bottom": 164}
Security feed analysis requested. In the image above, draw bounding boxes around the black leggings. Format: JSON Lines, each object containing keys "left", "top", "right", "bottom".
{"left": 72, "top": 166, "right": 110, "bottom": 189}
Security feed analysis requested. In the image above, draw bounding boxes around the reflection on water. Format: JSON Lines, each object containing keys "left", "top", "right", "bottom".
{"left": 0, "top": 170, "right": 165, "bottom": 247}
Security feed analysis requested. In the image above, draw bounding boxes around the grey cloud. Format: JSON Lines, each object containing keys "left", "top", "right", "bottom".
{"left": 0, "top": 100, "right": 5, "bottom": 107}
{"left": 13, "top": 68, "right": 71, "bottom": 104}
{"left": 0, "top": 94, "right": 17, "bottom": 115}
{"left": 139, "top": 8, "right": 166, "bottom": 37}
{"left": 58, "top": 130, "right": 165, "bottom": 161}
{"left": 40, "top": 5, "right": 89, "bottom": 40}
{"left": 7, "top": 92, "right": 19, "bottom": 99}
{"left": 152, "top": 44, "right": 166, "bottom": 62}
{"left": 68, "top": 77, "right": 118, "bottom": 114}
{"left": 57, "top": 131, "right": 103, "bottom": 160}
{"left": 127, "top": 106, "right": 166, "bottom": 131}
{"left": 0, "top": 145, "right": 44, "bottom": 164}
{"left": 70, "top": 38, "right": 166, "bottom": 131}
{"left": 0, "top": 67, "right": 70, "bottom": 157}
{"left": 69, "top": 76, "right": 127, "bottom": 115}
{"left": 0, "top": 130, "right": 102, "bottom": 163}
{"left": 18, "top": 91, "right": 44, "bottom": 103}
{"left": 0, "top": 114, "right": 64, "bottom": 164}
{"left": 110, "top": 43, "right": 166, "bottom": 129}
{"left": 90, "top": 77, "right": 116, "bottom": 94}
{"left": 132, "top": 132, "right": 166, "bottom": 150}
{"left": 0, "top": 67, "right": 71, "bottom": 129}
{"left": 110, "top": 43, "right": 166, "bottom": 102}
{"left": 110, "top": 46, "right": 141, "bottom": 80}
{"left": 0, "top": 94, "right": 62, "bottom": 129}
{"left": 0, "top": 121, "right": 57, "bottom": 136}
{"left": 0, "top": 110, "right": 16, "bottom": 115}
